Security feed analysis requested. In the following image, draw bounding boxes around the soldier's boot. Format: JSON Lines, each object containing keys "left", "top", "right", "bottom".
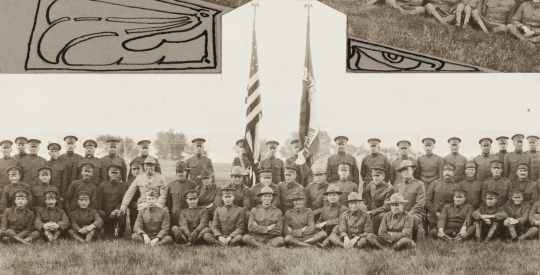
{"left": 85, "top": 230, "right": 96, "bottom": 243}
{"left": 69, "top": 231, "right": 86, "bottom": 244}
{"left": 518, "top": 227, "right": 539, "bottom": 241}
{"left": 308, "top": 231, "right": 327, "bottom": 246}
{"left": 203, "top": 233, "right": 223, "bottom": 246}
{"left": 474, "top": 222, "right": 483, "bottom": 242}
{"left": 470, "top": 10, "right": 489, "bottom": 33}
{"left": 484, "top": 223, "right": 498, "bottom": 243}
{"left": 52, "top": 230, "right": 61, "bottom": 244}
{"left": 316, "top": 236, "right": 331, "bottom": 249}
{"left": 284, "top": 235, "right": 311, "bottom": 247}
{"left": 455, "top": 3, "right": 464, "bottom": 27}
{"left": 426, "top": 4, "right": 448, "bottom": 24}
{"left": 13, "top": 236, "right": 31, "bottom": 245}
{"left": 507, "top": 225, "right": 518, "bottom": 242}
{"left": 355, "top": 238, "right": 368, "bottom": 249}
{"left": 463, "top": 5, "right": 472, "bottom": 27}
{"left": 44, "top": 230, "right": 55, "bottom": 243}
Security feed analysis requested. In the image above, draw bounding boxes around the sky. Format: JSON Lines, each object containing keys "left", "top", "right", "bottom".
{"left": 1, "top": 0, "right": 539, "bottom": 163}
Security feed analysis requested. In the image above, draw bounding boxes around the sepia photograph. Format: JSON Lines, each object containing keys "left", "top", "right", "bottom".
{"left": 1, "top": 0, "right": 540, "bottom": 274}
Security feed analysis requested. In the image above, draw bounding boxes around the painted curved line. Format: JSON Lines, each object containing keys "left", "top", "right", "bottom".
{"left": 125, "top": 21, "right": 191, "bottom": 34}
{"left": 107, "top": 16, "right": 190, "bottom": 24}
{"left": 121, "top": 25, "right": 204, "bottom": 52}
{"left": 74, "top": 17, "right": 102, "bottom": 21}
{"left": 59, "top": 32, "right": 119, "bottom": 66}
{"left": 37, "top": 17, "right": 72, "bottom": 64}
{"left": 355, "top": 47, "right": 428, "bottom": 71}
{"left": 46, "top": 0, "right": 59, "bottom": 25}
{"left": 160, "top": 30, "right": 209, "bottom": 64}
{"left": 357, "top": 46, "right": 439, "bottom": 70}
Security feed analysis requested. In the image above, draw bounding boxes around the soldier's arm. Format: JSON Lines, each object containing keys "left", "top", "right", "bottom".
{"left": 357, "top": 213, "right": 372, "bottom": 238}
{"left": 280, "top": 165, "right": 285, "bottom": 183}
{"left": 411, "top": 183, "right": 426, "bottom": 215}
{"left": 68, "top": 212, "right": 81, "bottom": 231}
{"left": 471, "top": 208, "right": 483, "bottom": 220}
{"left": 247, "top": 209, "right": 264, "bottom": 233}
{"left": 273, "top": 188, "right": 281, "bottom": 209}
{"left": 230, "top": 210, "right": 245, "bottom": 237}
{"left": 20, "top": 211, "right": 35, "bottom": 236}
{"left": 211, "top": 209, "right": 222, "bottom": 236}
{"left": 92, "top": 211, "right": 104, "bottom": 229}
{"left": 156, "top": 211, "right": 170, "bottom": 239}
{"left": 511, "top": 6, "right": 525, "bottom": 29}
{"left": 494, "top": 209, "right": 508, "bottom": 220}
{"left": 505, "top": 3, "right": 517, "bottom": 25}
{"left": 503, "top": 155, "right": 510, "bottom": 179}
{"left": 390, "top": 163, "right": 396, "bottom": 185}
{"left": 326, "top": 157, "right": 333, "bottom": 180}
{"left": 269, "top": 211, "right": 284, "bottom": 237}
{"left": 34, "top": 210, "right": 44, "bottom": 231}
{"left": 378, "top": 213, "right": 392, "bottom": 242}
{"left": 61, "top": 163, "right": 68, "bottom": 200}
{"left": 155, "top": 158, "right": 162, "bottom": 175}
{"left": 526, "top": 185, "right": 539, "bottom": 205}
{"left": 166, "top": 185, "right": 172, "bottom": 211}
{"left": 96, "top": 184, "right": 104, "bottom": 211}
{"left": 58, "top": 210, "right": 70, "bottom": 230}
{"left": 339, "top": 213, "right": 349, "bottom": 238}
{"left": 437, "top": 205, "right": 449, "bottom": 230}
{"left": 71, "top": 161, "right": 79, "bottom": 185}
{"left": 528, "top": 156, "right": 535, "bottom": 181}
{"left": 529, "top": 203, "right": 540, "bottom": 225}
{"left": 100, "top": 160, "right": 107, "bottom": 184}
{"left": 384, "top": 158, "right": 392, "bottom": 183}
{"left": 303, "top": 210, "right": 316, "bottom": 236}
{"left": 0, "top": 211, "right": 8, "bottom": 231}
{"left": 438, "top": 157, "right": 444, "bottom": 180}
{"left": 133, "top": 211, "right": 145, "bottom": 234}
{"left": 178, "top": 211, "right": 190, "bottom": 235}
{"left": 64, "top": 184, "right": 75, "bottom": 214}
{"left": 120, "top": 177, "right": 139, "bottom": 211}
{"left": 212, "top": 188, "right": 222, "bottom": 210}
{"left": 425, "top": 182, "right": 435, "bottom": 213}
{"left": 352, "top": 158, "right": 360, "bottom": 185}
{"left": 359, "top": 157, "right": 367, "bottom": 181}
{"left": 398, "top": 215, "right": 413, "bottom": 241}
{"left": 0, "top": 187, "right": 9, "bottom": 214}
{"left": 518, "top": 205, "right": 530, "bottom": 225}
{"left": 157, "top": 179, "right": 167, "bottom": 209}
{"left": 243, "top": 189, "right": 252, "bottom": 212}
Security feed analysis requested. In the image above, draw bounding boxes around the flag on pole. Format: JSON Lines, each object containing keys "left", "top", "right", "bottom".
{"left": 244, "top": 3, "right": 262, "bottom": 169}
{"left": 296, "top": 5, "right": 320, "bottom": 167}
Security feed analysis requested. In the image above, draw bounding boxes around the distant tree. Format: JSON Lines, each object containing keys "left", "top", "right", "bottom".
{"left": 95, "top": 135, "right": 138, "bottom": 159}
{"left": 154, "top": 129, "right": 188, "bottom": 160}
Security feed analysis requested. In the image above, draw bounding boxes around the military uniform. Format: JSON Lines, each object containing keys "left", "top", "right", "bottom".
{"left": 132, "top": 207, "right": 173, "bottom": 245}
{"left": 360, "top": 153, "right": 391, "bottom": 184}
{"left": 329, "top": 209, "right": 371, "bottom": 249}
{"left": 233, "top": 153, "right": 254, "bottom": 187}
{"left": 528, "top": 201, "right": 540, "bottom": 229}
{"left": 317, "top": 202, "right": 348, "bottom": 236}
{"left": 528, "top": 150, "right": 540, "bottom": 181}
{"left": 204, "top": 204, "right": 245, "bottom": 246}
{"left": 426, "top": 178, "right": 460, "bottom": 227}
{"left": 128, "top": 155, "right": 161, "bottom": 180}
{"left": 285, "top": 155, "right": 312, "bottom": 188}
{"left": 243, "top": 205, "right": 285, "bottom": 247}
{"left": 508, "top": 2, "right": 540, "bottom": 43}
{"left": 367, "top": 210, "right": 415, "bottom": 251}
{"left": 283, "top": 204, "right": 316, "bottom": 247}
{"left": 171, "top": 205, "right": 211, "bottom": 244}
{"left": 0, "top": 156, "right": 17, "bottom": 190}
{"left": 47, "top": 158, "right": 68, "bottom": 199}
{"left": 186, "top": 155, "right": 214, "bottom": 186}
{"left": 32, "top": 183, "right": 59, "bottom": 212}
{"left": 390, "top": 157, "right": 420, "bottom": 186}
{"left": 258, "top": 157, "right": 284, "bottom": 185}
{"left": 459, "top": 177, "right": 483, "bottom": 209}
{"left": 167, "top": 178, "right": 197, "bottom": 227}
{"left": 474, "top": 154, "right": 500, "bottom": 182}
{"left": 18, "top": 154, "right": 47, "bottom": 189}
{"left": 471, "top": 0, "right": 516, "bottom": 33}
{"left": 430, "top": 202, "right": 475, "bottom": 240}
{"left": 120, "top": 172, "right": 168, "bottom": 211}
{"left": 332, "top": 179, "right": 359, "bottom": 206}
{"left": 327, "top": 153, "right": 360, "bottom": 184}
{"left": 195, "top": 183, "right": 222, "bottom": 222}
{"left": 425, "top": 0, "right": 461, "bottom": 24}
{"left": 367, "top": 180, "right": 394, "bottom": 233}
{"left": 471, "top": 202, "right": 508, "bottom": 241}
{"left": 250, "top": 183, "right": 281, "bottom": 209}
{"left": 482, "top": 177, "right": 511, "bottom": 207}
{"left": 502, "top": 200, "right": 538, "bottom": 240}
{"left": 101, "top": 155, "right": 128, "bottom": 183}
{"left": 277, "top": 180, "right": 305, "bottom": 214}
{"left": 0, "top": 181, "right": 33, "bottom": 215}
{"left": 394, "top": 178, "right": 426, "bottom": 228}
{"left": 67, "top": 193, "right": 104, "bottom": 244}
{"left": 504, "top": 151, "right": 534, "bottom": 181}
{"left": 0, "top": 206, "right": 37, "bottom": 244}
{"left": 34, "top": 204, "right": 70, "bottom": 241}
{"left": 97, "top": 180, "right": 129, "bottom": 238}
{"left": 64, "top": 179, "right": 99, "bottom": 214}
{"left": 510, "top": 179, "right": 539, "bottom": 205}
{"left": 442, "top": 153, "right": 467, "bottom": 183}
{"left": 72, "top": 156, "right": 107, "bottom": 188}
{"left": 418, "top": 153, "right": 444, "bottom": 191}
{"left": 305, "top": 181, "right": 328, "bottom": 212}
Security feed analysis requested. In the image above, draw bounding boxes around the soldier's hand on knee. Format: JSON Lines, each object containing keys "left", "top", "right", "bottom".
{"left": 343, "top": 236, "right": 351, "bottom": 247}
{"left": 142, "top": 234, "right": 151, "bottom": 244}
{"left": 437, "top": 229, "right": 445, "bottom": 238}
{"left": 150, "top": 238, "right": 159, "bottom": 246}
{"left": 189, "top": 232, "right": 198, "bottom": 243}
{"left": 218, "top": 236, "right": 227, "bottom": 245}
{"left": 459, "top": 227, "right": 467, "bottom": 237}
{"left": 79, "top": 229, "right": 88, "bottom": 235}
{"left": 484, "top": 219, "right": 491, "bottom": 225}
{"left": 267, "top": 224, "right": 276, "bottom": 231}
{"left": 503, "top": 219, "right": 511, "bottom": 226}
{"left": 225, "top": 237, "right": 232, "bottom": 245}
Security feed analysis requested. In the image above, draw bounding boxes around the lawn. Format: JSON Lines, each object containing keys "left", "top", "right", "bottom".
{"left": 210, "top": 0, "right": 540, "bottom": 72}
{"left": 0, "top": 237, "right": 537, "bottom": 275}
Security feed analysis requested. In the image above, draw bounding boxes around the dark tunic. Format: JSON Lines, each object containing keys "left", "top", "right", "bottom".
{"left": 481, "top": 177, "right": 511, "bottom": 207}
{"left": 258, "top": 157, "right": 284, "bottom": 184}
{"left": 0, "top": 157, "right": 18, "bottom": 190}
{"left": 127, "top": 155, "right": 161, "bottom": 180}
{"left": 504, "top": 150, "right": 534, "bottom": 181}
{"left": 101, "top": 154, "right": 128, "bottom": 183}
{"left": 0, "top": 182, "right": 33, "bottom": 215}
{"left": 1, "top": 207, "right": 35, "bottom": 234}
{"left": 18, "top": 154, "right": 48, "bottom": 188}
{"left": 437, "top": 203, "right": 473, "bottom": 233}
{"left": 34, "top": 207, "right": 70, "bottom": 231}
{"left": 250, "top": 183, "right": 281, "bottom": 209}
{"left": 133, "top": 207, "right": 170, "bottom": 239}
{"left": 186, "top": 155, "right": 214, "bottom": 186}
{"left": 96, "top": 181, "right": 129, "bottom": 215}
{"left": 426, "top": 179, "right": 460, "bottom": 223}
{"left": 72, "top": 155, "right": 107, "bottom": 188}
{"left": 459, "top": 177, "right": 483, "bottom": 209}
{"left": 212, "top": 205, "right": 244, "bottom": 237}
{"left": 58, "top": 151, "right": 83, "bottom": 188}
{"left": 417, "top": 153, "right": 443, "bottom": 190}
{"left": 442, "top": 153, "right": 468, "bottom": 182}
{"left": 48, "top": 158, "right": 68, "bottom": 198}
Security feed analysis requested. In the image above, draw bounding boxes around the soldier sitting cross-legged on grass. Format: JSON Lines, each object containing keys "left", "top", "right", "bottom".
{"left": 170, "top": 189, "right": 211, "bottom": 246}
{"left": 132, "top": 188, "right": 173, "bottom": 246}
{"left": 67, "top": 191, "right": 103, "bottom": 244}
{"left": 329, "top": 192, "right": 371, "bottom": 249}
{"left": 429, "top": 189, "right": 475, "bottom": 242}
{"left": 0, "top": 189, "right": 38, "bottom": 245}
{"left": 283, "top": 190, "right": 317, "bottom": 247}
{"left": 502, "top": 189, "right": 538, "bottom": 241}
{"left": 33, "top": 190, "right": 69, "bottom": 244}
{"left": 204, "top": 185, "right": 245, "bottom": 246}
{"left": 242, "top": 186, "right": 285, "bottom": 248}
{"left": 472, "top": 190, "right": 508, "bottom": 243}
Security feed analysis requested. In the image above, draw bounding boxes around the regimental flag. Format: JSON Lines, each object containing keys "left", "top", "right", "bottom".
{"left": 296, "top": 7, "right": 320, "bottom": 167}
{"left": 244, "top": 5, "right": 263, "bottom": 168}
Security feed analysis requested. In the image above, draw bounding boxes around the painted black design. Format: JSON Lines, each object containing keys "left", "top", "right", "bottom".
{"left": 25, "top": 0, "right": 230, "bottom": 72}
{"left": 347, "top": 37, "right": 493, "bottom": 72}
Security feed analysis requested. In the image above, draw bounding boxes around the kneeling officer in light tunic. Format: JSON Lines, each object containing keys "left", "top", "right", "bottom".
{"left": 34, "top": 190, "right": 69, "bottom": 243}
{"left": 204, "top": 185, "right": 244, "bottom": 246}
{"left": 243, "top": 186, "right": 285, "bottom": 247}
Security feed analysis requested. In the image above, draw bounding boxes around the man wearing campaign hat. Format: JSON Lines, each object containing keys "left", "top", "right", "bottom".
{"left": 186, "top": 138, "right": 214, "bottom": 186}
{"left": 167, "top": 161, "right": 197, "bottom": 230}
{"left": 132, "top": 188, "right": 173, "bottom": 246}
{"left": 526, "top": 135, "right": 540, "bottom": 181}
{"left": 361, "top": 138, "right": 391, "bottom": 185}
{"left": 18, "top": 139, "right": 48, "bottom": 189}
{"left": 58, "top": 136, "right": 83, "bottom": 188}
{"left": 283, "top": 190, "right": 317, "bottom": 247}
{"left": 68, "top": 191, "right": 103, "bottom": 243}
{"left": 12, "top": 137, "right": 28, "bottom": 161}
{"left": 47, "top": 143, "right": 68, "bottom": 201}
{"left": 494, "top": 136, "right": 510, "bottom": 163}
{"left": 504, "top": 134, "right": 535, "bottom": 181}
{"left": 258, "top": 141, "right": 284, "bottom": 184}
{"left": 366, "top": 167, "right": 394, "bottom": 234}
{"left": 96, "top": 164, "right": 129, "bottom": 239}
{"left": 430, "top": 189, "right": 475, "bottom": 242}
{"left": 332, "top": 161, "right": 359, "bottom": 206}
{"left": 286, "top": 140, "right": 312, "bottom": 188}
{"left": 313, "top": 184, "right": 348, "bottom": 248}
{"left": 204, "top": 185, "right": 245, "bottom": 246}
{"left": 473, "top": 138, "right": 499, "bottom": 182}
{"left": 328, "top": 192, "right": 371, "bottom": 249}
{"left": 229, "top": 166, "right": 252, "bottom": 213}
{"left": 171, "top": 189, "right": 211, "bottom": 245}
{"left": 367, "top": 193, "right": 416, "bottom": 251}
{"left": 418, "top": 138, "right": 444, "bottom": 192}
{"left": 233, "top": 139, "right": 255, "bottom": 188}
{"left": 33, "top": 190, "right": 70, "bottom": 243}
{"left": 327, "top": 136, "right": 360, "bottom": 185}
{"left": 472, "top": 190, "right": 508, "bottom": 242}
{"left": 390, "top": 140, "right": 419, "bottom": 186}
{"left": 250, "top": 170, "right": 281, "bottom": 209}
{"left": 394, "top": 160, "right": 425, "bottom": 240}
{"left": 0, "top": 140, "right": 17, "bottom": 190}
{"left": 128, "top": 140, "right": 161, "bottom": 181}
{"left": 72, "top": 140, "right": 107, "bottom": 188}
{"left": 194, "top": 167, "right": 222, "bottom": 223}
{"left": 0, "top": 189, "right": 38, "bottom": 245}
{"left": 64, "top": 163, "right": 103, "bottom": 217}
{"left": 0, "top": 167, "right": 33, "bottom": 216}
{"left": 482, "top": 160, "right": 511, "bottom": 208}
{"left": 509, "top": 163, "right": 538, "bottom": 206}
{"left": 442, "top": 137, "right": 467, "bottom": 183}
{"left": 277, "top": 166, "right": 305, "bottom": 214}
{"left": 502, "top": 189, "right": 538, "bottom": 241}
{"left": 119, "top": 156, "right": 167, "bottom": 215}
{"left": 426, "top": 163, "right": 461, "bottom": 230}
{"left": 459, "top": 161, "right": 483, "bottom": 209}
{"left": 305, "top": 163, "right": 329, "bottom": 214}
{"left": 125, "top": 159, "right": 143, "bottom": 231}
{"left": 31, "top": 166, "right": 59, "bottom": 212}
{"left": 243, "top": 186, "right": 285, "bottom": 247}
{"left": 101, "top": 139, "right": 128, "bottom": 183}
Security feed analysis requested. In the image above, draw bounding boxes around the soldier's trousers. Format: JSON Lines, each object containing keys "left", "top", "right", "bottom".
{"left": 131, "top": 233, "right": 173, "bottom": 245}
{"left": 129, "top": 207, "right": 138, "bottom": 233}
{"left": 103, "top": 213, "right": 127, "bottom": 239}
{"left": 0, "top": 229, "right": 39, "bottom": 242}
{"left": 411, "top": 214, "right": 424, "bottom": 241}
{"left": 170, "top": 227, "right": 211, "bottom": 244}
{"left": 204, "top": 233, "right": 244, "bottom": 246}
{"left": 328, "top": 233, "right": 368, "bottom": 249}
{"left": 242, "top": 235, "right": 285, "bottom": 247}
{"left": 67, "top": 229, "right": 99, "bottom": 243}
{"left": 503, "top": 224, "right": 539, "bottom": 241}
{"left": 474, "top": 219, "right": 503, "bottom": 240}
{"left": 35, "top": 229, "right": 66, "bottom": 242}
{"left": 366, "top": 233, "right": 416, "bottom": 251}
{"left": 507, "top": 25, "right": 540, "bottom": 43}
{"left": 429, "top": 226, "right": 475, "bottom": 241}
{"left": 371, "top": 213, "right": 385, "bottom": 235}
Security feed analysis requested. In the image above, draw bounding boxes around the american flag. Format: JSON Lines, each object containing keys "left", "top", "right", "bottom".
{"left": 296, "top": 5, "right": 320, "bottom": 167}
{"left": 244, "top": 4, "right": 262, "bottom": 169}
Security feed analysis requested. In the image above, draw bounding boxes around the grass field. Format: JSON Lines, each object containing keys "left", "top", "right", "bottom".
{"left": 210, "top": 0, "right": 540, "bottom": 72}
